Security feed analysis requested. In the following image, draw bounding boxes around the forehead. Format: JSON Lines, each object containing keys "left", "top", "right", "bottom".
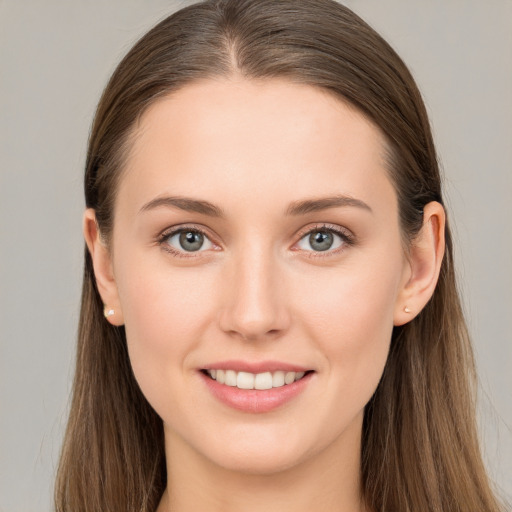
{"left": 118, "top": 78, "right": 395, "bottom": 219}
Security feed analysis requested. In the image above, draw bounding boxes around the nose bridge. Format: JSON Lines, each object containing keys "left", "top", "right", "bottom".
{"left": 219, "top": 238, "right": 289, "bottom": 341}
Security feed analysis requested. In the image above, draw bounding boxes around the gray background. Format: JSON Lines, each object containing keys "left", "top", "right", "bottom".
{"left": 1, "top": 1, "right": 511, "bottom": 510}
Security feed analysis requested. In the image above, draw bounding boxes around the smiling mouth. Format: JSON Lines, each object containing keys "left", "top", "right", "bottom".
{"left": 201, "top": 369, "right": 313, "bottom": 390}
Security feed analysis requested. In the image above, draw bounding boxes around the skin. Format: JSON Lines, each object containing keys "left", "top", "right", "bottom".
{"left": 85, "top": 78, "right": 445, "bottom": 512}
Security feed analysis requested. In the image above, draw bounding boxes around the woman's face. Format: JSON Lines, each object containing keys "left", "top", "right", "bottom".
{"left": 107, "top": 78, "right": 410, "bottom": 473}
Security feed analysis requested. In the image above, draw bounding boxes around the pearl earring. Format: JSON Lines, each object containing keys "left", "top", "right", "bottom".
{"left": 104, "top": 306, "right": 115, "bottom": 318}
{"left": 404, "top": 306, "right": 411, "bottom": 313}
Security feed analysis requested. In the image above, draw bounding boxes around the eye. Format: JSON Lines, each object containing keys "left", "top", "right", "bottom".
{"left": 296, "top": 225, "right": 353, "bottom": 254}
{"left": 160, "top": 227, "right": 214, "bottom": 255}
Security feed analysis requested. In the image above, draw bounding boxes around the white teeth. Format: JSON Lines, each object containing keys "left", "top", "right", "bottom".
{"left": 216, "top": 369, "right": 225, "bottom": 384}
{"left": 206, "top": 369, "right": 309, "bottom": 389}
{"left": 237, "top": 371, "right": 255, "bottom": 389}
{"left": 284, "top": 372, "right": 296, "bottom": 385}
{"left": 254, "top": 372, "right": 273, "bottom": 390}
{"left": 225, "top": 370, "right": 237, "bottom": 387}
{"left": 272, "top": 371, "right": 285, "bottom": 387}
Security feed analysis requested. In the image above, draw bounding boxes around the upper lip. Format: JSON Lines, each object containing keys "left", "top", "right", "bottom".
{"left": 201, "top": 360, "right": 312, "bottom": 374}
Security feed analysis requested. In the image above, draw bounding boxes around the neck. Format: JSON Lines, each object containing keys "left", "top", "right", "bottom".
{"left": 157, "top": 417, "right": 366, "bottom": 512}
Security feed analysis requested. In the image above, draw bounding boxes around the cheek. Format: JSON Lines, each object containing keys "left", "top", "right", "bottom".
{"left": 119, "top": 250, "right": 216, "bottom": 340}
{"left": 295, "top": 251, "right": 402, "bottom": 402}
{"left": 299, "top": 255, "right": 399, "bottom": 340}
{"left": 114, "top": 253, "right": 218, "bottom": 406}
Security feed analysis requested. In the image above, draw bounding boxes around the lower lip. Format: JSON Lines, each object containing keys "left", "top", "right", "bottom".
{"left": 199, "top": 371, "right": 314, "bottom": 413}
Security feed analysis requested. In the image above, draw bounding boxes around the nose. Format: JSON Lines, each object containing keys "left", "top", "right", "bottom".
{"left": 218, "top": 245, "right": 291, "bottom": 342}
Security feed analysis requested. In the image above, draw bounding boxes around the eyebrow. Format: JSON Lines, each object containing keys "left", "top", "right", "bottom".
{"left": 139, "top": 194, "right": 372, "bottom": 217}
{"left": 285, "top": 195, "right": 372, "bottom": 215}
{"left": 139, "top": 196, "right": 225, "bottom": 217}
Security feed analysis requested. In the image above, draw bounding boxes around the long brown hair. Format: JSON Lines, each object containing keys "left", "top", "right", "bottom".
{"left": 55, "top": 1, "right": 505, "bottom": 511}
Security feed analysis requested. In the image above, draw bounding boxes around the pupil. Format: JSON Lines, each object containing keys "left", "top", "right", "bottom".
{"left": 179, "top": 231, "right": 203, "bottom": 251}
{"left": 309, "top": 231, "right": 333, "bottom": 251}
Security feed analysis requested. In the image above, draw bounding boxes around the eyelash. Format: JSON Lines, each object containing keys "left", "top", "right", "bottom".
{"left": 157, "top": 223, "right": 355, "bottom": 259}
{"left": 295, "top": 224, "right": 355, "bottom": 258}
{"left": 157, "top": 224, "right": 216, "bottom": 259}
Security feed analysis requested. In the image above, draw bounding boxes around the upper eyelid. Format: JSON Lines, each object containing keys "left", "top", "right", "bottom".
{"left": 295, "top": 223, "right": 352, "bottom": 239}
{"left": 159, "top": 223, "right": 350, "bottom": 239}
{"left": 159, "top": 223, "right": 211, "bottom": 239}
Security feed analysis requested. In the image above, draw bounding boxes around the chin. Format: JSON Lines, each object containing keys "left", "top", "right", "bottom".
{"left": 196, "top": 426, "right": 320, "bottom": 476}
{"left": 212, "top": 448, "right": 306, "bottom": 476}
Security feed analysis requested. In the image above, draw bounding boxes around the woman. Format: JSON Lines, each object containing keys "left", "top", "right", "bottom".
{"left": 54, "top": 0, "right": 506, "bottom": 511}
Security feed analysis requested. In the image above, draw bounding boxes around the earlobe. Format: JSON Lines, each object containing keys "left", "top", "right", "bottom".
{"left": 394, "top": 201, "right": 446, "bottom": 326}
{"left": 83, "top": 209, "right": 124, "bottom": 326}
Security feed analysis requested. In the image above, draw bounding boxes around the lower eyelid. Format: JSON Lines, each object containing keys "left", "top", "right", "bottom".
{"left": 299, "top": 229, "right": 345, "bottom": 248}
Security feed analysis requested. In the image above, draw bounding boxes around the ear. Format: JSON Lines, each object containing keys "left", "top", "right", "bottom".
{"left": 83, "top": 208, "right": 124, "bottom": 326}
{"left": 394, "top": 201, "right": 446, "bottom": 326}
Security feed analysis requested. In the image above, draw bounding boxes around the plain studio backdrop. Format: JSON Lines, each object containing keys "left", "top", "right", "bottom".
{"left": 0, "top": 1, "right": 511, "bottom": 510}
